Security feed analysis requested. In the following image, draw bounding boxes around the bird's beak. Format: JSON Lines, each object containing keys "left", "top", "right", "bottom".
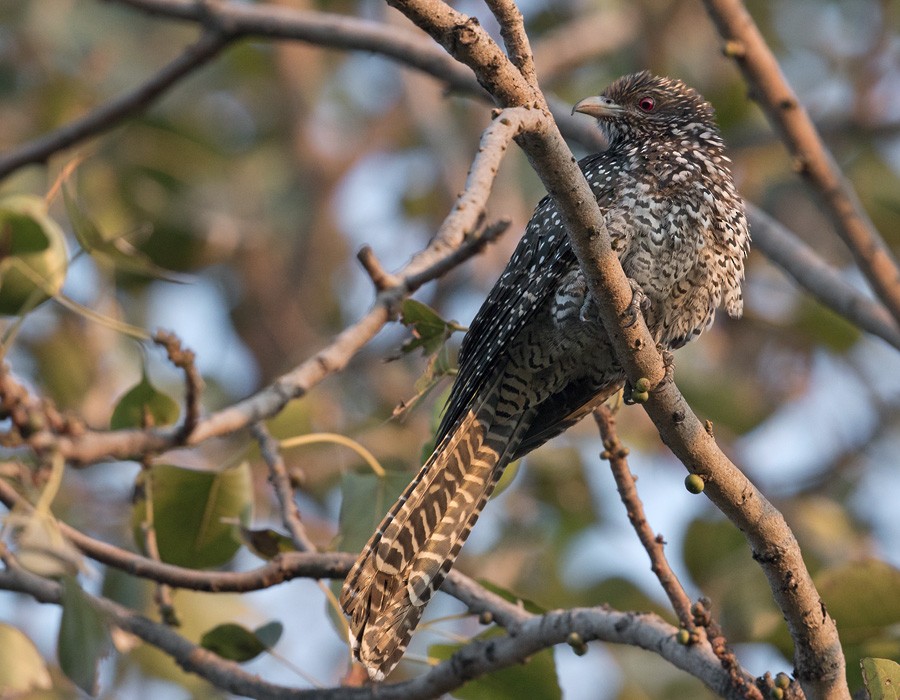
{"left": 571, "top": 95, "right": 623, "bottom": 119}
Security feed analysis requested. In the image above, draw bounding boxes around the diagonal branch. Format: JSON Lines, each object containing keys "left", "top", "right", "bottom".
{"left": 702, "top": 0, "right": 900, "bottom": 327}
{"left": 747, "top": 204, "right": 900, "bottom": 351}
{"left": 0, "top": 29, "right": 232, "bottom": 180}
{"left": 21, "top": 108, "right": 539, "bottom": 464}
{"left": 382, "top": 2, "right": 847, "bottom": 698}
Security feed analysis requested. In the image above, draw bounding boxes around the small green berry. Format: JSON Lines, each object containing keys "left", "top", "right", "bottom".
{"left": 634, "top": 377, "right": 651, "bottom": 393}
{"left": 684, "top": 474, "right": 705, "bottom": 494}
{"left": 676, "top": 628, "right": 691, "bottom": 645}
{"left": 770, "top": 688, "right": 784, "bottom": 700}
{"left": 478, "top": 611, "right": 493, "bottom": 625}
{"left": 775, "top": 673, "right": 791, "bottom": 690}
{"left": 566, "top": 632, "right": 589, "bottom": 655}
{"left": 631, "top": 390, "right": 649, "bottom": 403}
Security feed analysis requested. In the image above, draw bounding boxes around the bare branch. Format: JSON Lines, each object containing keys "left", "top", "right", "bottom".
{"left": 153, "top": 330, "right": 203, "bottom": 440}
{"left": 250, "top": 423, "right": 317, "bottom": 553}
{"left": 593, "top": 405, "right": 695, "bottom": 630}
{"left": 0, "top": 29, "right": 231, "bottom": 180}
{"left": 747, "top": 204, "right": 900, "bottom": 351}
{"left": 484, "top": 0, "right": 538, "bottom": 88}
{"left": 702, "top": 0, "right": 900, "bottom": 328}
{"left": 19, "top": 106, "right": 530, "bottom": 465}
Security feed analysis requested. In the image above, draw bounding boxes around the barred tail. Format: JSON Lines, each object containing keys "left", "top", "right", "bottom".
{"left": 339, "top": 371, "right": 535, "bottom": 680}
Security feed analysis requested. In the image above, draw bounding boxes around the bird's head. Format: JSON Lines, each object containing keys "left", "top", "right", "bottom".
{"left": 572, "top": 71, "right": 720, "bottom": 149}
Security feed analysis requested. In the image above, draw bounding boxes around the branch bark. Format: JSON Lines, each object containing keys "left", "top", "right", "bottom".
{"left": 384, "top": 2, "right": 848, "bottom": 697}
{"left": 702, "top": 0, "right": 900, "bottom": 329}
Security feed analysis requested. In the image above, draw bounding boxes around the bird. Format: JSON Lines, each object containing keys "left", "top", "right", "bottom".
{"left": 340, "top": 70, "right": 750, "bottom": 681}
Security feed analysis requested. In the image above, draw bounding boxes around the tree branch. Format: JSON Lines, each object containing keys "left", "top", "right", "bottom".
{"left": 747, "top": 204, "right": 900, "bottom": 351}
{"left": 0, "top": 28, "right": 232, "bottom": 180}
{"left": 381, "top": 2, "right": 847, "bottom": 697}
{"left": 702, "top": 0, "right": 900, "bottom": 328}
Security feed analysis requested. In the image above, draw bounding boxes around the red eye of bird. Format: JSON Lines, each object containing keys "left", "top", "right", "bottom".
{"left": 638, "top": 96, "right": 655, "bottom": 112}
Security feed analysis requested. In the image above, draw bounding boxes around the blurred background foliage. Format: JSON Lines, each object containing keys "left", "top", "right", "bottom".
{"left": 0, "top": 0, "right": 899, "bottom": 698}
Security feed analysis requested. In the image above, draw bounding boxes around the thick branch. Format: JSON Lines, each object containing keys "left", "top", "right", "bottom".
{"left": 702, "top": 0, "right": 900, "bottom": 328}
{"left": 383, "top": 2, "right": 846, "bottom": 697}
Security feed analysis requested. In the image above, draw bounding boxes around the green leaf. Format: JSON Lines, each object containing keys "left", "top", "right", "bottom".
{"left": 253, "top": 621, "right": 284, "bottom": 649}
{"left": 0, "top": 195, "right": 68, "bottom": 315}
{"left": 58, "top": 576, "right": 111, "bottom": 694}
{"left": 0, "top": 209, "right": 51, "bottom": 255}
{"left": 200, "top": 622, "right": 267, "bottom": 662}
{"left": 429, "top": 626, "right": 561, "bottom": 700}
{"left": 475, "top": 580, "right": 546, "bottom": 615}
{"left": 816, "top": 560, "right": 900, "bottom": 643}
{"left": 0, "top": 623, "right": 52, "bottom": 692}
{"left": 110, "top": 369, "right": 180, "bottom": 429}
{"left": 337, "top": 470, "right": 411, "bottom": 554}
{"left": 399, "top": 299, "right": 464, "bottom": 356}
{"left": 132, "top": 462, "right": 252, "bottom": 568}
{"left": 62, "top": 183, "right": 105, "bottom": 253}
{"left": 861, "top": 657, "right": 900, "bottom": 700}
{"left": 64, "top": 183, "right": 187, "bottom": 282}
{"left": 235, "top": 525, "right": 296, "bottom": 559}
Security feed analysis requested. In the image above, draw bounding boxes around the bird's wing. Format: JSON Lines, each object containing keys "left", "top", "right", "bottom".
{"left": 436, "top": 153, "right": 617, "bottom": 444}
{"left": 435, "top": 194, "right": 575, "bottom": 443}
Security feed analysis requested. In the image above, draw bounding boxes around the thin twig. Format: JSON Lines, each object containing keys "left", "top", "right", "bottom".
{"left": 592, "top": 405, "right": 694, "bottom": 630}
{"left": 24, "top": 109, "right": 530, "bottom": 465}
{"left": 250, "top": 423, "right": 317, "bottom": 553}
{"left": 702, "top": 0, "right": 900, "bottom": 328}
{"left": 153, "top": 329, "right": 203, "bottom": 440}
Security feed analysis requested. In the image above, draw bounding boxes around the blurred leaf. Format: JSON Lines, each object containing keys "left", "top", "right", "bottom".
{"left": 58, "top": 576, "right": 111, "bottom": 695}
{"left": 64, "top": 182, "right": 187, "bottom": 282}
{"left": 475, "top": 579, "right": 546, "bottom": 615}
{"left": 817, "top": 560, "right": 900, "bottom": 643}
{"left": 813, "top": 560, "right": 900, "bottom": 692}
{"left": 682, "top": 517, "right": 780, "bottom": 641}
{"left": 793, "top": 297, "right": 860, "bottom": 352}
{"left": 337, "top": 470, "right": 411, "bottom": 554}
{"left": 398, "top": 299, "right": 465, "bottom": 356}
{"left": 13, "top": 511, "right": 82, "bottom": 579}
{"left": 0, "top": 623, "right": 52, "bottom": 692}
{"left": 110, "top": 369, "right": 180, "bottom": 429}
{"left": 200, "top": 621, "right": 280, "bottom": 662}
{"left": 63, "top": 183, "right": 105, "bottom": 252}
{"left": 0, "top": 195, "right": 68, "bottom": 315}
{"left": 234, "top": 525, "right": 295, "bottom": 560}
{"left": 0, "top": 209, "right": 51, "bottom": 254}
{"left": 682, "top": 517, "right": 746, "bottom": 585}
{"left": 253, "top": 621, "right": 284, "bottom": 649}
{"left": 861, "top": 657, "right": 900, "bottom": 700}
{"left": 577, "top": 577, "right": 670, "bottom": 620}
{"left": 132, "top": 462, "right": 252, "bottom": 568}
{"left": 429, "top": 626, "right": 560, "bottom": 699}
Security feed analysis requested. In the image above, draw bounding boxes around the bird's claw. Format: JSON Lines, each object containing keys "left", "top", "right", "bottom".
{"left": 621, "top": 278, "right": 649, "bottom": 328}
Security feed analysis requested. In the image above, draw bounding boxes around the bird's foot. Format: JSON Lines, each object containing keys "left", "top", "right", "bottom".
{"left": 621, "top": 278, "right": 650, "bottom": 328}
{"left": 660, "top": 346, "right": 675, "bottom": 384}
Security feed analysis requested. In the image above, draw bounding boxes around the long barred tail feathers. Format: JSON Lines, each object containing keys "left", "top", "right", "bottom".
{"left": 339, "top": 373, "right": 534, "bottom": 680}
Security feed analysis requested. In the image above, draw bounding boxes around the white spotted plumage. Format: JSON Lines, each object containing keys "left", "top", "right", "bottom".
{"left": 341, "top": 71, "right": 749, "bottom": 681}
